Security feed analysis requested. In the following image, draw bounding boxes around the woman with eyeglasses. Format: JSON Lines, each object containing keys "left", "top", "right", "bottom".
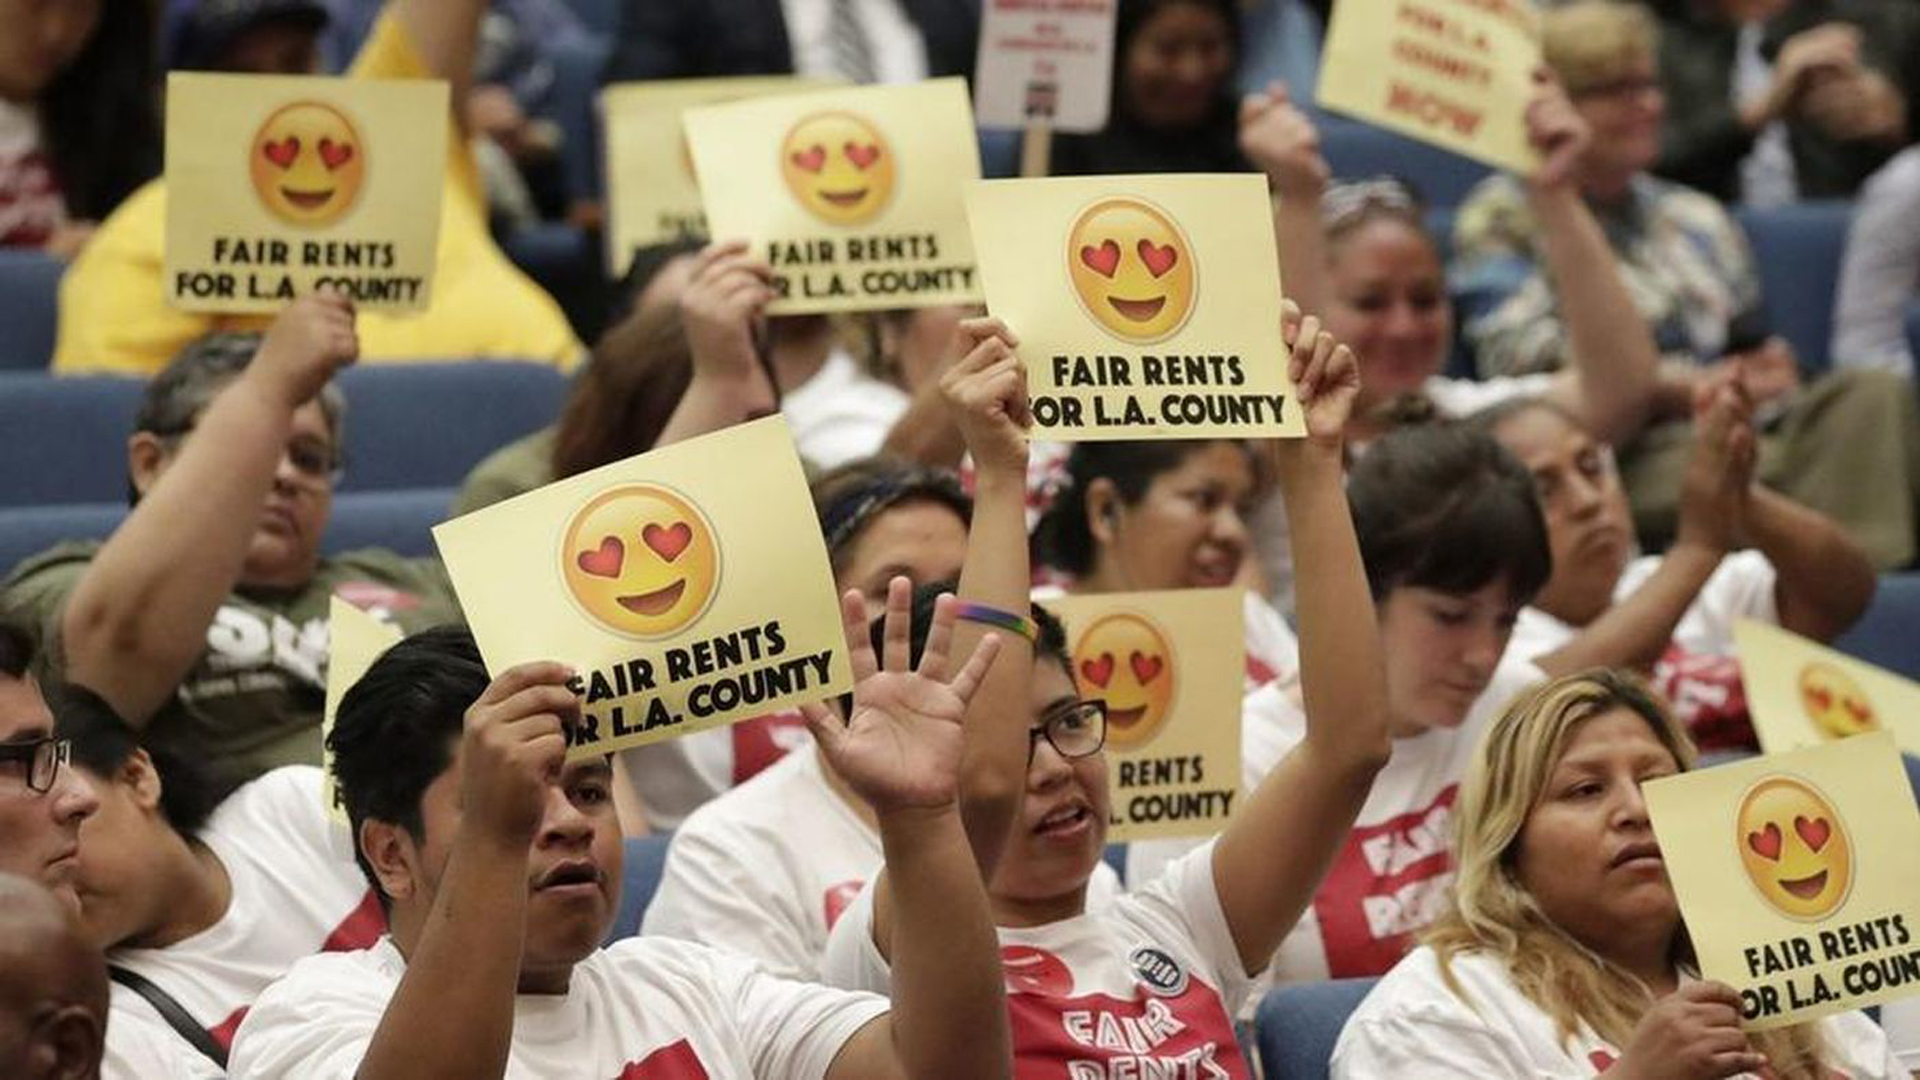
{"left": 1333, "top": 670, "right": 1902, "bottom": 1079}
{"left": 821, "top": 305, "right": 1394, "bottom": 1077}
{"left": 1448, "top": 0, "right": 1920, "bottom": 568}
{"left": 1476, "top": 393, "right": 1872, "bottom": 755}
{"left": 4, "top": 294, "right": 459, "bottom": 802}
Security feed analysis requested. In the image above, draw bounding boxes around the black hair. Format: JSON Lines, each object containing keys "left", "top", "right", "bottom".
{"left": 1347, "top": 422, "right": 1552, "bottom": 604}
{"left": 1116, "top": 0, "right": 1242, "bottom": 61}
{"left": 836, "top": 580, "right": 1069, "bottom": 719}
{"left": 39, "top": 2, "right": 161, "bottom": 223}
{"left": 1031, "top": 440, "right": 1248, "bottom": 577}
{"left": 810, "top": 458, "right": 973, "bottom": 571}
{"left": 53, "top": 684, "right": 221, "bottom": 835}
{"left": 0, "top": 620, "right": 32, "bottom": 680}
{"left": 329, "top": 625, "right": 490, "bottom": 906}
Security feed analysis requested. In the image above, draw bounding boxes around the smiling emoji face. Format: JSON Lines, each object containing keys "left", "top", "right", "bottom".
{"left": 779, "top": 112, "right": 894, "bottom": 225}
{"left": 248, "top": 102, "right": 366, "bottom": 226}
{"left": 1736, "top": 775, "right": 1853, "bottom": 920}
{"left": 1066, "top": 198, "right": 1197, "bottom": 344}
{"left": 1071, "top": 612, "right": 1176, "bottom": 751}
{"left": 560, "top": 485, "right": 720, "bottom": 639}
{"left": 1797, "top": 662, "right": 1877, "bottom": 739}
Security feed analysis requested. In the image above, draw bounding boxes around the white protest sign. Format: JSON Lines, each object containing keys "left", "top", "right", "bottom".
{"left": 974, "top": 0, "right": 1118, "bottom": 132}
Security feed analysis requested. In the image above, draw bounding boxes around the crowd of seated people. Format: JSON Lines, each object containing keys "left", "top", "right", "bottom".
{"left": 5, "top": 0, "right": 1920, "bottom": 1077}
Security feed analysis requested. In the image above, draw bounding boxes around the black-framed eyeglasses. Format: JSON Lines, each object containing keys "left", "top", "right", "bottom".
{"left": 0, "top": 737, "right": 71, "bottom": 795}
{"left": 1029, "top": 700, "right": 1107, "bottom": 763}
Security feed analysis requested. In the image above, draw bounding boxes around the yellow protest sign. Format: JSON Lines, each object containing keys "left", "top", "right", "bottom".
{"left": 164, "top": 72, "right": 448, "bottom": 313}
{"left": 685, "top": 78, "right": 982, "bottom": 314}
{"left": 1316, "top": 0, "right": 1541, "bottom": 173}
{"left": 321, "top": 596, "right": 403, "bottom": 823}
{"left": 967, "top": 174, "right": 1303, "bottom": 440}
{"left": 1645, "top": 732, "right": 1920, "bottom": 1030}
{"left": 1041, "top": 589, "right": 1244, "bottom": 842}
{"left": 601, "top": 76, "right": 837, "bottom": 272}
{"left": 1736, "top": 620, "right": 1920, "bottom": 757}
{"left": 432, "top": 416, "right": 852, "bottom": 759}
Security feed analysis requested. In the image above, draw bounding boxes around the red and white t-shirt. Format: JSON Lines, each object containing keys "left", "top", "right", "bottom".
{"left": 1334, "top": 946, "right": 1903, "bottom": 1078}
{"left": 1508, "top": 551, "right": 1778, "bottom": 753}
{"left": 1130, "top": 659, "right": 1546, "bottom": 985}
{"left": 103, "top": 1000, "right": 224, "bottom": 1080}
{"left": 0, "top": 99, "right": 65, "bottom": 248}
{"left": 107, "top": 766, "right": 383, "bottom": 1061}
{"left": 824, "top": 843, "right": 1255, "bottom": 1079}
{"left": 229, "top": 935, "right": 890, "bottom": 1079}
{"left": 619, "top": 709, "right": 809, "bottom": 829}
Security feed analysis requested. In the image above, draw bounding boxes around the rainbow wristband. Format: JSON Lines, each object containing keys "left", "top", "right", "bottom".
{"left": 952, "top": 601, "right": 1038, "bottom": 642}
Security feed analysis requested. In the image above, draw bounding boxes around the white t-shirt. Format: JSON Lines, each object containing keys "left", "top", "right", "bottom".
{"left": 1130, "top": 658, "right": 1546, "bottom": 984}
{"left": 108, "top": 766, "right": 383, "bottom": 1058}
{"left": 1878, "top": 995, "right": 1920, "bottom": 1072}
{"left": 229, "top": 935, "right": 890, "bottom": 1079}
{"left": 1032, "top": 584, "right": 1299, "bottom": 693}
{"left": 1333, "top": 946, "right": 1902, "bottom": 1078}
{"left": 1507, "top": 551, "right": 1778, "bottom": 752}
{"left": 103, "top": 1001, "right": 224, "bottom": 1080}
{"left": 1424, "top": 372, "right": 1556, "bottom": 419}
{"left": 780, "top": 349, "right": 910, "bottom": 471}
{"left": 618, "top": 710, "right": 810, "bottom": 830}
{"left": 823, "top": 843, "right": 1257, "bottom": 1078}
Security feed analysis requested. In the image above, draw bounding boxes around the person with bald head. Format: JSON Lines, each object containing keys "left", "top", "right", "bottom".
{"left": 0, "top": 872, "right": 107, "bottom": 1080}
{"left": 0, "top": 621, "right": 98, "bottom": 910}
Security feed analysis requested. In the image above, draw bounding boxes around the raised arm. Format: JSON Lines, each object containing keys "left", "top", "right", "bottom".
{"left": 62, "top": 294, "right": 357, "bottom": 726}
{"left": 654, "top": 240, "right": 780, "bottom": 448}
{"left": 803, "top": 583, "right": 1012, "bottom": 1080}
{"left": 356, "top": 661, "right": 576, "bottom": 1080}
{"left": 1238, "top": 85, "right": 1332, "bottom": 323}
{"left": 1211, "top": 314, "right": 1392, "bottom": 974}
{"left": 939, "top": 319, "right": 1036, "bottom": 875}
{"left": 1743, "top": 484, "right": 1876, "bottom": 644}
{"left": 393, "top": 0, "right": 486, "bottom": 121}
{"left": 1523, "top": 74, "right": 1658, "bottom": 446}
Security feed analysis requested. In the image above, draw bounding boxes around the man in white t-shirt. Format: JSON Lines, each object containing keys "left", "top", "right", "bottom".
{"left": 1479, "top": 392, "right": 1874, "bottom": 753}
{"left": 231, "top": 617, "right": 1013, "bottom": 1079}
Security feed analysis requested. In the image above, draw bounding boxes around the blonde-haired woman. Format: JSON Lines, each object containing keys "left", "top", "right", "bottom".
{"left": 1332, "top": 670, "right": 1901, "bottom": 1078}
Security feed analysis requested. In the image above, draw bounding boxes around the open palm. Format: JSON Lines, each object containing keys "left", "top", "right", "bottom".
{"left": 803, "top": 580, "right": 1002, "bottom": 813}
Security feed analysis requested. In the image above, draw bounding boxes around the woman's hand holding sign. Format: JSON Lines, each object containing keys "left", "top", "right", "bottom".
{"left": 939, "top": 317, "right": 1030, "bottom": 479}
{"left": 1612, "top": 981, "right": 1768, "bottom": 1080}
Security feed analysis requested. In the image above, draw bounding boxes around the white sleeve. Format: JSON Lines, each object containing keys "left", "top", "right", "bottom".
{"left": 817, "top": 879, "right": 894, "bottom": 996}
{"left": 702, "top": 946, "right": 891, "bottom": 1079}
{"left": 1877, "top": 995, "right": 1920, "bottom": 1073}
{"left": 1240, "top": 682, "right": 1304, "bottom": 791}
{"left": 102, "top": 1000, "right": 224, "bottom": 1080}
{"left": 1672, "top": 550, "right": 1779, "bottom": 656}
{"left": 227, "top": 957, "right": 385, "bottom": 1080}
{"left": 641, "top": 823, "right": 818, "bottom": 981}
{"left": 1816, "top": 1009, "right": 1908, "bottom": 1078}
{"left": 1126, "top": 835, "right": 1205, "bottom": 891}
{"left": 1331, "top": 1011, "right": 1566, "bottom": 1078}
{"left": 1133, "top": 842, "right": 1255, "bottom": 1014}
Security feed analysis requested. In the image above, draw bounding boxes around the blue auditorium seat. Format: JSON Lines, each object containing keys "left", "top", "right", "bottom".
{"left": 1733, "top": 202, "right": 1853, "bottom": 376}
{"left": 0, "top": 376, "right": 144, "bottom": 507}
{"left": 0, "top": 503, "right": 126, "bottom": 579}
{"left": 607, "top": 832, "right": 675, "bottom": 943}
{"left": 334, "top": 362, "right": 568, "bottom": 493}
{"left": 1834, "top": 572, "right": 1920, "bottom": 682}
{"left": 562, "top": 0, "right": 620, "bottom": 38}
{"left": 1315, "top": 113, "right": 1494, "bottom": 207}
{"left": 501, "top": 223, "right": 605, "bottom": 342}
{"left": 321, "top": 488, "right": 454, "bottom": 558}
{"left": 1255, "top": 977, "right": 1380, "bottom": 1080}
{"left": 0, "top": 249, "right": 63, "bottom": 371}
{"left": 1905, "top": 303, "right": 1920, "bottom": 369}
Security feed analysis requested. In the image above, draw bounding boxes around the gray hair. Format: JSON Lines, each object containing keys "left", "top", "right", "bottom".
{"left": 134, "top": 332, "right": 346, "bottom": 446}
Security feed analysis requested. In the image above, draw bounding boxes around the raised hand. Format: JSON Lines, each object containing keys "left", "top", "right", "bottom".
{"left": 939, "top": 317, "right": 1030, "bottom": 476}
{"left": 251, "top": 289, "right": 359, "bottom": 408}
{"left": 460, "top": 661, "right": 578, "bottom": 849}
{"left": 1676, "top": 379, "right": 1757, "bottom": 556}
{"left": 1281, "top": 298, "right": 1362, "bottom": 447}
{"left": 802, "top": 578, "right": 1003, "bottom": 814}
{"left": 1238, "top": 83, "right": 1330, "bottom": 201}
{"left": 1523, "top": 68, "right": 1592, "bottom": 193}
{"left": 680, "top": 239, "right": 776, "bottom": 381}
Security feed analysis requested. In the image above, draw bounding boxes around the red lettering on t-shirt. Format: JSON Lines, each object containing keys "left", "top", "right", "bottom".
{"left": 1652, "top": 643, "right": 1754, "bottom": 753}
{"left": 731, "top": 711, "right": 808, "bottom": 784}
{"left": 1008, "top": 981, "right": 1250, "bottom": 1078}
{"left": 618, "top": 1039, "right": 709, "bottom": 1079}
{"left": 1245, "top": 655, "right": 1278, "bottom": 689}
{"left": 1002, "top": 946, "right": 1075, "bottom": 997}
{"left": 823, "top": 880, "right": 865, "bottom": 931}
{"left": 1311, "top": 785, "right": 1459, "bottom": 977}
{"left": 322, "top": 890, "right": 388, "bottom": 952}
{"left": 1589, "top": 1048, "right": 1617, "bottom": 1072}
{"left": 334, "top": 581, "right": 422, "bottom": 615}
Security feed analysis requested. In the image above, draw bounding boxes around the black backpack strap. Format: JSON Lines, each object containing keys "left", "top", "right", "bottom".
{"left": 107, "top": 965, "right": 230, "bottom": 1069}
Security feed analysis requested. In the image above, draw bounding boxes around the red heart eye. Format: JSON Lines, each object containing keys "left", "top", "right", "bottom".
{"left": 1844, "top": 696, "right": 1872, "bottom": 721}
{"left": 790, "top": 145, "right": 826, "bottom": 173}
{"left": 1129, "top": 650, "right": 1164, "bottom": 685}
{"left": 1079, "top": 652, "right": 1115, "bottom": 689}
{"left": 1079, "top": 240, "right": 1120, "bottom": 278}
{"left": 318, "top": 137, "right": 355, "bottom": 171}
{"left": 641, "top": 522, "right": 693, "bottom": 562}
{"left": 576, "top": 536, "right": 624, "bottom": 579}
{"left": 844, "top": 142, "right": 881, "bottom": 170}
{"left": 1794, "top": 815, "right": 1832, "bottom": 852}
{"left": 1805, "top": 686, "right": 1832, "bottom": 710}
{"left": 262, "top": 137, "right": 300, "bottom": 169}
{"left": 1747, "top": 822, "right": 1782, "bottom": 861}
{"left": 1137, "top": 239, "right": 1178, "bottom": 277}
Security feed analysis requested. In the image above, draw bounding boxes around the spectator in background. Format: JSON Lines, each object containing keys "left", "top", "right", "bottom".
{"left": 0, "top": 622, "right": 98, "bottom": 914}
{"left": 0, "top": 0, "right": 159, "bottom": 257}
{"left": 1831, "top": 145, "right": 1920, "bottom": 377}
{"left": 0, "top": 873, "right": 108, "bottom": 1080}
{"left": 55, "top": 0, "right": 581, "bottom": 374}
{"left": 1655, "top": 0, "right": 1918, "bottom": 205}
{"left": 165, "top": 0, "right": 329, "bottom": 73}
{"left": 1452, "top": 0, "right": 1920, "bottom": 567}
{"left": 7, "top": 296, "right": 458, "bottom": 800}
{"left": 606, "top": 0, "right": 978, "bottom": 85}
